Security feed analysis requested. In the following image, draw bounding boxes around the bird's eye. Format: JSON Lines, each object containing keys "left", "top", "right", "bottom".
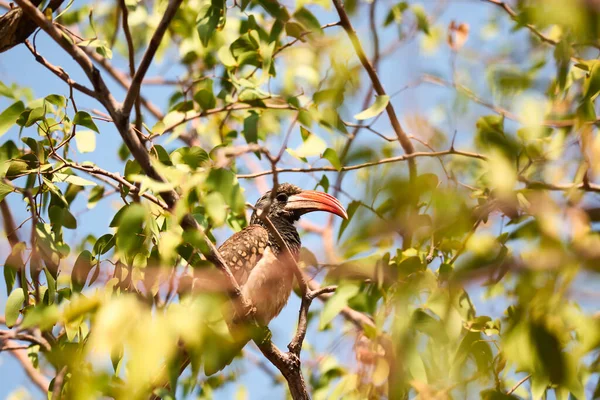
{"left": 276, "top": 193, "right": 288, "bottom": 202}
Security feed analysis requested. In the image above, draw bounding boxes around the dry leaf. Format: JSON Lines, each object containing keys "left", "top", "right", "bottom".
{"left": 447, "top": 21, "right": 470, "bottom": 51}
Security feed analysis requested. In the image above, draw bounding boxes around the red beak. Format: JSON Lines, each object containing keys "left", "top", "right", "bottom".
{"left": 285, "top": 190, "right": 348, "bottom": 219}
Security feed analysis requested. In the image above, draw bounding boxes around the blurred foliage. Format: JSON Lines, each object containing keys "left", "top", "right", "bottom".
{"left": 2, "top": 0, "right": 600, "bottom": 399}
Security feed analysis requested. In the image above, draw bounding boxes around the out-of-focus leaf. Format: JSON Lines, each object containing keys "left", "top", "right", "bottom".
{"left": 384, "top": 2, "right": 408, "bottom": 26}
{"left": 320, "top": 283, "right": 359, "bottom": 329}
{"left": 353, "top": 95, "right": 389, "bottom": 120}
{"left": 44, "top": 95, "right": 66, "bottom": 108}
{"left": 0, "top": 101, "right": 25, "bottom": 136}
{"left": 323, "top": 148, "right": 342, "bottom": 170}
{"left": 411, "top": 5, "right": 430, "bottom": 35}
{"left": 93, "top": 234, "right": 115, "bottom": 256}
{"left": 5, "top": 288, "right": 25, "bottom": 328}
{"left": 72, "top": 250, "right": 93, "bottom": 292}
{"left": 243, "top": 112, "right": 259, "bottom": 144}
{"left": 338, "top": 201, "right": 360, "bottom": 239}
{"left": 20, "top": 304, "right": 59, "bottom": 331}
{"left": 0, "top": 182, "right": 14, "bottom": 202}
{"left": 116, "top": 204, "right": 147, "bottom": 259}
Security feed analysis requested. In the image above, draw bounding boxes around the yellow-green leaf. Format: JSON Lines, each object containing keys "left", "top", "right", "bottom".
{"left": 5, "top": 288, "right": 25, "bottom": 328}
{"left": 75, "top": 130, "right": 97, "bottom": 153}
{"left": 354, "top": 95, "right": 389, "bottom": 120}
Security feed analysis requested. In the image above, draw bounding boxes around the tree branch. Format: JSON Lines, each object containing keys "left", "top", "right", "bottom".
{"left": 23, "top": 40, "right": 97, "bottom": 99}
{"left": 121, "top": 0, "right": 183, "bottom": 118}
{"left": 331, "top": 0, "right": 416, "bottom": 181}
{"left": 237, "top": 149, "right": 487, "bottom": 179}
{"left": 1, "top": 338, "right": 50, "bottom": 393}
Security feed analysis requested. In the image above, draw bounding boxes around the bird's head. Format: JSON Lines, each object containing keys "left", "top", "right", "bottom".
{"left": 250, "top": 183, "right": 348, "bottom": 225}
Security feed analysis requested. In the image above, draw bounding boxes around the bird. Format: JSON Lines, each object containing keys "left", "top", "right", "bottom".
{"left": 205, "top": 183, "right": 347, "bottom": 374}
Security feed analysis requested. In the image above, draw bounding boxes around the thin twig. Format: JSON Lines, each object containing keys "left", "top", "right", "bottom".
{"left": 506, "top": 374, "right": 531, "bottom": 395}
{"left": 331, "top": 0, "right": 416, "bottom": 181}
{"left": 238, "top": 149, "right": 487, "bottom": 179}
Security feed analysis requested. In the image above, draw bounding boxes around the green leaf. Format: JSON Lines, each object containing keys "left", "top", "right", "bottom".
{"left": 584, "top": 61, "right": 600, "bottom": 100}
{"left": 44, "top": 95, "right": 66, "bottom": 108}
{"left": 411, "top": 5, "right": 430, "bottom": 35}
{"left": 25, "top": 106, "right": 46, "bottom": 127}
{"left": 171, "top": 147, "right": 209, "bottom": 169}
{"left": 353, "top": 95, "right": 389, "bottom": 120}
{"left": 88, "top": 185, "right": 105, "bottom": 209}
{"left": 285, "top": 21, "right": 306, "bottom": 39}
{"left": 44, "top": 267, "right": 56, "bottom": 305}
{"left": 323, "top": 148, "right": 342, "bottom": 170}
{"left": 93, "top": 234, "right": 115, "bottom": 256}
{"left": 49, "top": 205, "right": 77, "bottom": 230}
{"left": 319, "top": 283, "right": 359, "bottom": 329}
{"left": 73, "top": 111, "right": 99, "bottom": 133}
{"left": 4, "top": 261, "right": 16, "bottom": 294}
{"left": 53, "top": 173, "right": 96, "bottom": 187}
{"left": 0, "top": 181, "right": 14, "bottom": 202}
{"left": 116, "top": 204, "right": 147, "bottom": 258}
{"left": 217, "top": 46, "right": 237, "bottom": 68}
{"left": 42, "top": 177, "right": 68, "bottom": 206}
{"left": 384, "top": 2, "right": 408, "bottom": 26}
{"left": 75, "top": 130, "right": 97, "bottom": 153}
{"left": 243, "top": 112, "right": 259, "bottom": 144}
{"left": 338, "top": 200, "right": 360, "bottom": 239}
{"left": 204, "top": 191, "right": 227, "bottom": 226}
{"left": 72, "top": 250, "right": 93, "bottom": 292}
{"left": 0, "top": 101, "right": 25, "bottom": 136}
{"left": 194, "top": 89, "right": 216, "bottom": 111}
{"left": 287, "top": 128, "right": 327, "bottom": 158}
{"left": 20, "top": 304, "right": 59, "bottom": 331}
{"left": 5, "top": 288, "right": 25, "bottom": 328}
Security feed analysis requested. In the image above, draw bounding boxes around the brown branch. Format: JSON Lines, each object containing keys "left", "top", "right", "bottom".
{"left": 274, "top": 21, "right": 341, "bottom": 57}
{"left": 421, "top": 74, "right": 591, "bottom": 128}
{"left": 507, "top": 374, "right": 531, "bottom": 395}
{"left": 331, "top": 0, "right": 416, "bottom": 181}
{"left": 0, "top": 0, "right": 63, "bottom": 53}
{"left": 49, "top": 156, "right": 169, "bottom": 209}
{"left": 484, "top": 0, "right": 558, "bottom": 46}
{"left": 121, "top": 0, "right": 183, "bottom": 118}
{"left": 519, "top": 176, "right": 600, "bottom": 193}
{"left": 2, "top": 338, "right": 50, "bottom": 393}
{"left": 24, "top": 40, "right": 97, "bottom": 99}
{"left": 85, "top": 49, "right": 164, "bottom": 120}
{"left": 51, "top": 366, "right": 67, "bottom": 400}
{"left": 238, "top": 149, "right": 487, "bottom": 179}
{"left": 118, "top": 0, "right": 142, "bottom": 133}
{"left": 304, "top": 273, "right": 375, "bottom": 330}
{"left": 158, "top": 102, "right": 296, "bottom": 136}
{"left": 14, "top": 0, "right": 118, "bottom": 113}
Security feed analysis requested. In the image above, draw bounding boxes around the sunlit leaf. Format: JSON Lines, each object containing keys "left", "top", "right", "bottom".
{"left": 353, "top": 95, "right": 389, "bottom": 120}
{"left": 5, "top": 288, "right": 25, "bottom": 328}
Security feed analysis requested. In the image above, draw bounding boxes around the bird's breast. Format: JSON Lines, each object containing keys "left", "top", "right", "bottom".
{"left": 241, "top": 247, "right": 294, "bottom": 325}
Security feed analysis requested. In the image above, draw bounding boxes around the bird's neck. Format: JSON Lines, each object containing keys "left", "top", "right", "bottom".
{"left": 255, "top": 218, "right": 301, "bottom": 258}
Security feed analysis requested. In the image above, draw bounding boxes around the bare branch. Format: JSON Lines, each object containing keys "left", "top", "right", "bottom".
{"left": 507, "top": 374, "right": 532, "bottom": 395}
{"left": 238, "top": 149, "right": 487, "bottom": 179}
{"left": 1, "top": 338, "right": 49, "bottom": 393}
{"left": 121, "top": 0, "right": 184, "bottom": 118}
{"left": 331, "top": 0, "right": 416, "bottom": 181}
{"left": 24, "top": 40, "right": 97, "bottom": 99}
{"left": 85, "top": 49, "right": 164, "bottom": 120}
{"left": 14, "top": 0, "right": 119, "bottom": 114}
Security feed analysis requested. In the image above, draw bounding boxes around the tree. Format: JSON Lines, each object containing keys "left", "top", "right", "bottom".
{"left": 1, "top": 0, "right": 600, "bottom": 398}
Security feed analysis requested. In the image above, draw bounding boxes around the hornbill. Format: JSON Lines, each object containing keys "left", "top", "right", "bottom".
{"left": 207, "top": 183, "right": 347, "bottom": 373}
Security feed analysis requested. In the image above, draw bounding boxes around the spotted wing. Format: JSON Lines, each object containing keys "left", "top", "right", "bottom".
{"left": 217, "top": 224, "right": 269, "bottom": 286}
